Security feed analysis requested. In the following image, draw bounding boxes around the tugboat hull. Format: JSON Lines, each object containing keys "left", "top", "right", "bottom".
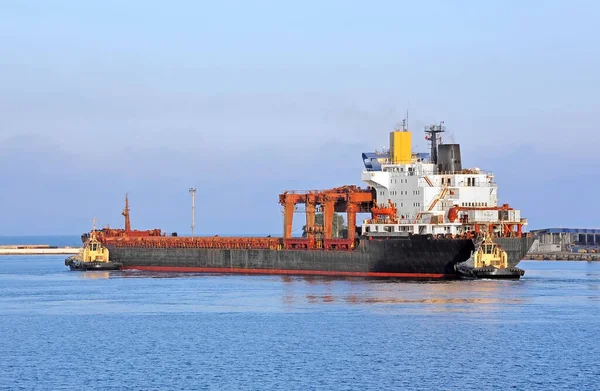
{"left": 65, "top": 259, "right": 122, "bottom": 271}
{"left": 455, "top": 264, "right": 525, "bottom": 279}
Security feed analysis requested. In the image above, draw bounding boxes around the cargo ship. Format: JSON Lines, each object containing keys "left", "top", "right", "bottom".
{"left": 71, "top": 120, "right": 534, "bottom": 278}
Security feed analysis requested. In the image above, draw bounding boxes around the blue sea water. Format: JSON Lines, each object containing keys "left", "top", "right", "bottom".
{"left": 0, "top": 256, "right": 599, "bottom": 390}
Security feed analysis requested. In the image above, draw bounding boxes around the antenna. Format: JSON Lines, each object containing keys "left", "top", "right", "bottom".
{"left": 189, "top": 188, "right": 197, "bottom": 237}
{"left": 92, "top": 217, "right": 97, "bottom": 232}
{"left": 424, "top": 121, "right": 446, "bottom": 165}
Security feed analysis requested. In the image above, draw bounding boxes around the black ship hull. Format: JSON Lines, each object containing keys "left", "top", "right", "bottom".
{"left": 496, "top": 237, "right": 535, "bottom": 268}
{"left": 106, "top": 235, "right": 475, "bottom": 279}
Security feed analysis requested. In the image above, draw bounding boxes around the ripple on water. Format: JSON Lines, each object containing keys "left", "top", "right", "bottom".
{"left": 0, "top": 257, "right": 599, "bottom": 390}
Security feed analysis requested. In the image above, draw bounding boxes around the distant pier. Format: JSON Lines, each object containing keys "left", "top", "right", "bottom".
{"left": 527, "top": 228, "right": 600, "bottom": 261}
{"left": 0, "top": 245, "right": 80, "bottom": 255}
{"left": 524, "top": 252, "right": 600, "bottom": 261}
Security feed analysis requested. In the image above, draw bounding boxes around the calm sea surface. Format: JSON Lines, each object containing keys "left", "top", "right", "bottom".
{"left": 0, "top": 256, "right": 598, "bottom": 390}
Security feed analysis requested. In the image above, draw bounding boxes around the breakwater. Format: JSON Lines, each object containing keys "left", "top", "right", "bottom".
{"left": 525, "top": 252, "right": 600, "bottom": 261}
{"left": 0, "top": 245, "right": 79, "bottom": 255}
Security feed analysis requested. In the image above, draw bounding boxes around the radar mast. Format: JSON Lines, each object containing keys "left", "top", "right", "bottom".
{"left": 424, "top": 121, "right": 445, "bottom": 165}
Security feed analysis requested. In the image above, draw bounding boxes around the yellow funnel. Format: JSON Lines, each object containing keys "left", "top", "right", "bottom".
{"left": 389, "top": 130, "right": 412, "bottom": 164}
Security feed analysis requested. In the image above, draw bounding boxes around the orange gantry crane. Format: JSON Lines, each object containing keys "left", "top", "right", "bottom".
{"left": 278, "top": 185, "right": 374, "bottom": 249}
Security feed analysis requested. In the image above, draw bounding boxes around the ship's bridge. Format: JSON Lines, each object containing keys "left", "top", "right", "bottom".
{"left": 358, "top": 121, "right": 523, "bottom": 239}
{"left": 362, "top": 152, "right": 431, "bottom": 172}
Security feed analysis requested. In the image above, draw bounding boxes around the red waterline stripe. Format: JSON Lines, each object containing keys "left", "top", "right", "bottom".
{"left": 120, "top": 265, "right": 448, "bottom": 279}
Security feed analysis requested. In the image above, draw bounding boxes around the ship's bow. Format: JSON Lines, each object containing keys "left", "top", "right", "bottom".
{"left": 496, "top": 237, "right": 536, "bottom": 267}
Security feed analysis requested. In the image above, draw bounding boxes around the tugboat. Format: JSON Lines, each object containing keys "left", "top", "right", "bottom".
{"left": 65, "top": 219, "right": 122, "bottom": 271}
{"left": 455, "top": 233, "right": 525, "bottom": 279}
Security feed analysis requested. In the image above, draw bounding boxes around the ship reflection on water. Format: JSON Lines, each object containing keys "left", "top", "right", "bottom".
{"left": 80, "top": 271, "right": 111, "bottom": 280}
{"left": 279, "top": 275, "right": 527, "bottom": 310}
{"left": 81, "top": 270, "right": 527, "bottom": 311}
{"left": 303, "top": 294, "right": 525, "bottom": 306}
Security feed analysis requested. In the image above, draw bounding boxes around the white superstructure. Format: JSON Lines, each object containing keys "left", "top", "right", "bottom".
{"left": 360, "top": 122, "right": 526, "bottom": 238}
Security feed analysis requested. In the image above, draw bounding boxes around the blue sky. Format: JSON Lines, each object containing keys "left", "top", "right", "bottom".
{"left": 1, "top": 0, "right": 599, "bottom": 235}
